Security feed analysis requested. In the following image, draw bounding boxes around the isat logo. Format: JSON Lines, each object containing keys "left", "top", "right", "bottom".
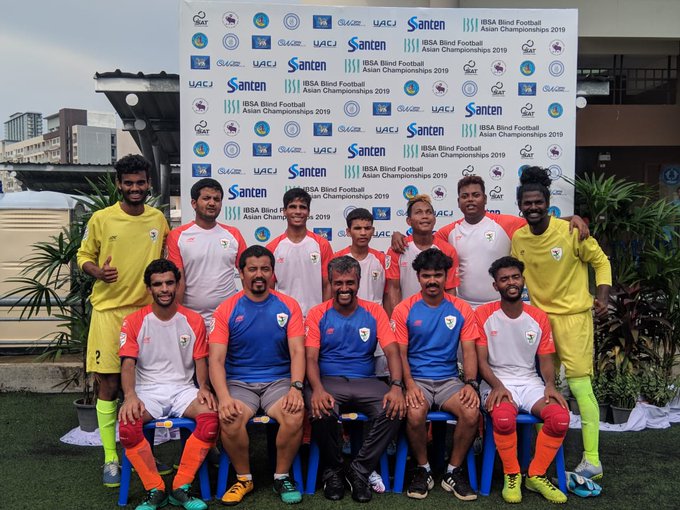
{"left": 520, "top": 60, "right": 535, "bottom": 76}
{"left": 520, "top": 144, "right": 534, "bottom": 159}
{"left": 462, "top": 80, "right": 478, "bottom": 97}
{"left": 254, "top": 121, "right": 270, "bottom": 137}
{"left": 518, "top": 82, "right": 537, "bottom": 96}
{"left": 313, "top": 15, "right": 332, "bottom": 29}
{"left": 193, "top": 10, "right": 208, "bottom": 27}
{"left": 465, "top": 102, "right": 503, "bottom": 118}
{"left": 407, "top": 122, "right": 445, "bottom": 138}
{"left": 190, "top": 55, "right": 210, "bottom": 69}
{"left": 192, "top": 164, "right": 211, "bottom": 177}
{"left": 313, "top": 123, "right": 333, "bottom": 136}
{"left": 347, "top": 36, "right": 386, "bottom": 52}
{"left": 548, "top": 103, "right": 563, "bottom": 118}
{"left": 403, "top": 185, "right": 418, "bottom": 199}
{"left": 252, "top": 143, "right": 272, "bottom": 157}
{"left": 347, "top": 144, "right": 386, "bottom": 159}
{"left": 404, "top": 80, "right": 419, "bottom": 96}
{"left": 313, "top": 228, "right": 332, "bottom": 241}
{"left": 520, "top": 103, "right": 535, "bottom": 117}
{"left": 222, "top": 12, "right": 238, "bottom": 27}
{"left": 254, "top": 227, "right": 271, "bottom": 242}
{"left": 191, "top": 33, "right": 208, "bottom": 49}
{"left": 463, "top": 60, "right": 477, "bottom": 75}
{"left": 288, "top": 57, "right": 327, "bottom": 72}
{"left": 253, "top": 12, "right": 269, "bottom": 28}
{"left": 252, "top": 35, "right": 271, "bottom": 49}
{"left": 194, "top": 120, "right": 209, "bottom": 135}
{"left": 522, "top": 40, "right": 536, "bottom": 54}
{"left": 193, "top": 141, "right": 209, "bottom": 157}
{"left": 373, "top": 102, "right": 391, "bottom": 116}
{"left": 228, "top": 184, "right": 268, "bottom": 201}
{"left": 490, "top": 81, "right": 505, "bottom": 96}
{"left": 407, "top": 16, "right": 446, "bottom": 31}
{"left": 227, "top": 77, "right": 267, "bottom": 93}
{"left": 372, "top": 207, "right": 391, "bottom": 220}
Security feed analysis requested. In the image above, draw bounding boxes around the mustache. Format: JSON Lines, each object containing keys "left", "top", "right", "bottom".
{"left": 252, "top": 277, "right": 267, "bottom": 284}
{"left": 426, "top": 283, "right": 440, "bottom": 289}
{"left": 335, "top": 289, "right": 355, "bottom": 299}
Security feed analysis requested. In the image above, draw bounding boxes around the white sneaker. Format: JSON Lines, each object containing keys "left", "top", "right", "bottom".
{"left": 573, "top": 453, "right": 603, "bottom": 480}
{"left": 368, "top": 471, "right": 385, "bottom": 493}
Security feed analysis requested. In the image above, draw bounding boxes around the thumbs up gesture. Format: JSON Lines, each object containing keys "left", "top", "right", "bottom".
{"left": 99, "top": 255, "right": 119, "bottom": 283}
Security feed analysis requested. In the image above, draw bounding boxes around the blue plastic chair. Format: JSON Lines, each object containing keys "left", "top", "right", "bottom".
{"left": 118, "top": 417, "right": 211, "bottom": 506}
{"left": 392, "top": 411, "right": 478, "bottom": 493}
{"left": 479, "top": 412, "right": 567, "bottom": 496}
{"left": 216, "top": 415, "right": 304, "bottom": 498}
{"left": 305, "top": 412, "right": 391, "bottom": 494}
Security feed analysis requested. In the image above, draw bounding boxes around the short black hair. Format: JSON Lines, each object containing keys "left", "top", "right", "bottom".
{"left": 283, "top": 187, "right": 311, "bottom": 208}
{"left": 412, "top": 248, "right": 453, "bottom": 274}
{"left": 191, "top": 178, "right": 223, "bottom": 200}
{"left": 328, "top": 256, "right": 361, "bottom": 282}
{"left": 144, "top": 259, "right": 181, "bottom": 287}
{"left": 114, "top": 154, "right": 151, "bottom": 182}
{"left": 458, "top": 175, "right": 486, "bottom": 194}
{"left": 346, "top": 207, "right": 373, "bottom": 228}
{"left": 406, "top": 194, "right": 434, "bottom": 218}
{"left": 517, "top": 166, "right": 551, "bottom": 204}
{"left": 238, "top": 245, "right": 275, "bottom": 271}
{"left": 488, "top": 256, "right": 525, "bottom": 280}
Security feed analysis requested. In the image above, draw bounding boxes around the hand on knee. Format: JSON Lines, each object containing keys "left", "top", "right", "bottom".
{"left": 491, "top": 401, "right": 517, "bottom": 435}
{"left": 194, "top": 412, "right": 219, "bottom": 442}
{"left": 540, "top": 404, "right": 569, "bottom": 437}
{"left": 119, "top": 420, "right": 144, "bottom": 448}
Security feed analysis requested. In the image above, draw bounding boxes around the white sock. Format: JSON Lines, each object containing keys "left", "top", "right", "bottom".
{"left": 274, "top": 473, "right": 289, "bottom": 480}
{"left": 447, "top": 464, "right": 458, "bottom": 473}
{"left": 418, "top": 462, "right": 431, "bottom": 472}
{"left": 237, "top": 473, "right": 253, "bottom": 481}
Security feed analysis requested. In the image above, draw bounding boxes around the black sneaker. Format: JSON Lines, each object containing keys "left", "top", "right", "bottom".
{"left": 441, "top": 467, "right": 478, "bottom": 501}
{"left": 137, "top": 488, "right": 168, "bottom": 509}
{"left": 322, "top": 469, "right": 345, "bottom": 501}
{"left": 273, "top": 476, "right": 302, "bottom": 504}
{"left": 346, "top": 468, "right": 372, "bottom": 503}
{"left": 407, "top": 466, "right": 434, "bottom": 499}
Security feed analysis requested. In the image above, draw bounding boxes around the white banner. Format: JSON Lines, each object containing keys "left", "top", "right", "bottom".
{"left": 180, "top": 2, "right": 578, "bottom": 250}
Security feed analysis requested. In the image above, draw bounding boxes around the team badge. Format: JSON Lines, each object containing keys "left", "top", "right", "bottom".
{"left": 550, "top": 247, "right": 563, "bottom": 261}
{"left": 119, "top": 332, "right": 127, "bottom": 347}
{"left": 390, "top": 319, "right": 396, "bottom": 332}
{"left": 525, "top": 330, "right": 537, "bottom": 345}
{"left": 484, "top": 231, "right": 496, "bottom": 242}
{"left": 359, "top": 327, "right": 370, "bottom": 342}
{"left": 149, "top": 229, "right": 159, "bottom": 242}
{"left": 277, "top": 313, "right": 289, "bottom": 327}
{"left": 371, "top": 270, "right": 379, "bottom": 281}
{"left": 385, "top": 255, "right": 391, "bottom": 269}
{"left": 444, "top": 315, "right": 457, "bottom": 330}
{"left": 179, "top": 334, "right": 190, "bottom": 348}
{"left": 220, "top": 238, "right": 230, "bottom": 249}
{"left": 310, "top": 252, "right": 320, "bottom": 264}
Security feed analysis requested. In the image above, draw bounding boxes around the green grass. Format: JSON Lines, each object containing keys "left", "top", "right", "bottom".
{"left": 1, "top": 392, "right": 679, "bottom": 509}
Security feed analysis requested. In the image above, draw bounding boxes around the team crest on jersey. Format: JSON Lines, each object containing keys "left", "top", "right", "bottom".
{"left": 119, "top": 332, "right": 127, "bottom": 347}
{"left": 359, "top": 327, "right": 370, "bottom": 342}
{"left": 385, "top": 255, "right": 391, "bottom": 269}
{"left": 525, "top": 330, "right": 537, "bottom": 345}
{"left": 179, "top": 334, "right": 190, "bottom": 348}
{"left": 310, "top": 252, "right": 320, "bottom": 264}
{"left": 149, "top": 229, "right": 159, "bottom": 242}
{"left": 444, "top": 315, "right": 457, "bottom": 330}
{"left": 389, "top": 319, "right": 396, "bottom": 332}
{"left": 220, "top": 238, "right": 230, "bottom": 249}
{"left": 371, "top": 270, "right": 380, "bottom": 281}
{"left": 550, "top": 247, "right": 562, "bottom": 261}
{"left": 484, "top": 231, "right": 496, "bottom": 242}
{"left": 277, "top": 313, "right": 289, "bottom": 327}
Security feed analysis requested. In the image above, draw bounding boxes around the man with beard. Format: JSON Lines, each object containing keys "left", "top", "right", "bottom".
{"left": 167, "top": 178, "right": 246, "bottom": 326}
{"left": 511, "top": 167, "right": 610, "bottom": 481}
{"left": 304, "top": 256, "right": 405, "bottom": 503}
{"left": 209, "top": 245, "right": 305, "bottom": 505}
{"left": 77, "top": 154, "right": 169, "bottom": 486}
{"left": 118, "top": 259, "right": 217, "bottom": 510}
{"left": 475, "top": 256, "right": 569, "bottom": 504}
{"left": 392, "top": 248, "right": 479, "bottom": 502}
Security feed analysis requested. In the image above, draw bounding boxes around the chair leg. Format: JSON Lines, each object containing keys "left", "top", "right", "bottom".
{"left": 292, "top": 452, "right": 304, "bottom": 493}
{"left": 216, "top": 450, "right": 231, "bottom": 499}
{"left": 305, "top": 441, "right": 320, "bottom": 495}
{"left": 466, "top": 447, "right": 478, "bottom": 493}
{"left": 197, "top": 458, "right": 211, "bottom": 501}
{"left": 555, "top": 445, "right": 567, "bottom": 493}
{"left": 480, "top": 415, "right": 497, "bottom": 496}
{"left": 392, "top": 432, "right": 409, "bottom": 493}
{"left": 380, "top": 451, "right": 391, "bottom": 492}
{"left": 118, "top": 450, "right": 133, "bottom": 506}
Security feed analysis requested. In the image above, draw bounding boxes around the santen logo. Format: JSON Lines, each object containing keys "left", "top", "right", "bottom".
{"left": 227, "top": 185, "right": 267, "bottom": 200}
{"left": 252, "top": 143, "right": 272, "bottom": 157}
{"left": 373, "top": 102, "right": 391, "bottom": 116}
{"left": 407, "top": 122, "right": 445, "bottom": 138}
{"left": 347, "top": 144, "right": 386, "bottom": 159}
{"left": 192, "top": 164, "right": 211, "bottom": 177}
{"left": 288, "top": 164, "right": 327, "bottom": 179}
{"left": 465, "top": 102, "right": 503, "bottom": 118}
{"left": 251, "top": 35, "right": 271, "bottom": 49}
{"left": 313, "top": 15, "right": 332, "bottom": 29}
{"left": 314, "top": 123, "right": 333, "bottom": 136}
{"left": 227, "top": 78, "right": 266, "bottom": 93}
{"left": 288, "top": 57, "right": 327, "bottom": 72}
{"left": 347, "top": 37, "right": 386, "bottom": 52}
{"left": 190, "top": 56, "right": 210, "bottom": 69}
{"left": 407, "top": 16, "right": 446, "bottom": 31}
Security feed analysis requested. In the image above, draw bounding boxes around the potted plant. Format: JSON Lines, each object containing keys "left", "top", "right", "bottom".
{"left": 639, "top": 365, "right": 680, "bottom": 408}
{"left": 608, "top": 370, "right": 640, "bottom": 424}
{"left": 592, "top": 371, "right": 612, "bottom": 423}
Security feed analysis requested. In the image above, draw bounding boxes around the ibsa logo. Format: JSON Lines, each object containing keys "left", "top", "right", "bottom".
{"left": 228, "top": 185, "right": 267, "bottom": 200}
{"left": 288, "top": 164, "right": 327, "bottom": 179}
{"left": 465, "top": 102, "right": 503, "bottom": 118}
{"left": 288, "top": 57, "right": 327, "bottom": 72}
{"left": 407, "top": 16, "right": 446, "bottom": 31}
{"left": 227, "top": 77, "right": 266, "bottom": 93}
{"left": 407, "top": 122, "right": 445, "bottom": 138}
{"left": 347, "top": 36, "right": 386, "bottom": 52}
{"left": 347, "top": 144, "right": 386, "bottom": 159}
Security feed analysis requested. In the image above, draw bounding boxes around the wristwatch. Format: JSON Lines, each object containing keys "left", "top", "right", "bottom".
{"left": 290, "top": 381, "right": 304, "bottom": 392}
{"left": 464, "top": 379, "right": 480, "bottom": 392}
{"left": 390, "top": 379, "right": 404, "bottom": 389}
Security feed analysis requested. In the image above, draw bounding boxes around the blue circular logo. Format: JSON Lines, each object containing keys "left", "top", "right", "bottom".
{"left": 255, "top": 227, "right": 271, "bottom": 242}
{"left": 254, "top": 121, "right": 270, "bottom": 137}
{"left": 223, "top": 142, "right": 240, "bottom": 158}
{"left": 253, "top": 12, "right": 269, "bottom": 28}
{"left": 222, "top": 33, "right": 239, "bottom": 50}
{"left": 549, "top": 60, "right": 565, "bottom": 77}
{"left": 283, "top": 13, "right": 300, "bottom": 30}
{"left": 461, "top": 80, "right": 478, "bottom": 97}
{"left": 403, "top": 185, "right": 418, "bottom": 199}
{"left": 284, "top": 121, "right": 301, "bottom": 138}
{"left": 404, "top": 80, "right": 419, "bottom": 96}
{"left": 548, "top": 165, "right": 563, "bottom": 180}
{"left": 548, "top": 102, "right": 563, "bottom": 118}
{"left": 406, "top": 228, "right": 413, "bottom": 236}
{"left": 518, "top": 164, "right": 531, "bottom": 176}
{"left": 661, "top": 166, "right": 680, "bottom": 185}
{"left": 520, "top": 60, "right": 535, "bottom": 76}
{"left": 191, "top": 33, "right": 208, "bottom": 49}
{"left": 193, "top": 141, "right": 209, "bottom": 157}
{"left": 344, "top": 101, "right": 360, "bottom": 117}
{"left": 548, "top": 206, "right": 561, "bottom": 217}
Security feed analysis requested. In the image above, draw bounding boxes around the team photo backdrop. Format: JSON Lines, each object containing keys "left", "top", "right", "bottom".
{"left": 180, "top": 1, "right": 578, "bottom": 250}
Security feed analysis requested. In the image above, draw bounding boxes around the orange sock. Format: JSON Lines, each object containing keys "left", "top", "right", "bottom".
{"left": 493, "top": 431, "right": 520, "bottom": 474}
{"left": 528, "top": 429, "right": 563, "bottom": 477}
{"left": 173, "top": 435, "right": 213, "bottom": 490}
{"left": 126, "top": 440, "right": 164, "bottom": 491}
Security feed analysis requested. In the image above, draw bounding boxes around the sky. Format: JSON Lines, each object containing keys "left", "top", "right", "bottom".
{"left": 0, "top": 0, "right": 179, "bottom": 133}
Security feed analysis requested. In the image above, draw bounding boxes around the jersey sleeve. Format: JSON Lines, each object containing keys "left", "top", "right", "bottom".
{"left": 185, "top": 308, "right": 209, "bottom": 359}
{"left": 526, "top": 305, "right": 556, "bottom": 355}
{"left": 209, "top": 297, "right": 237, "bottom": 345}
{"left": 369, "top": 301, "right": 397, "bottom": 348}
{"left": 118, "top": 309, "right": 142, "bottom": 358}
{"left": 434, "top": 222, "right": 456, "bottom": 244}
{"left": 304, "top": 305, "right": 324, "bottom": 348}
{"left": 456, "top": 298, "right": 480, "bottom": 342}
{"left": 575, "top": 234, "right": 612, "bottom": 287}
{"left": 492, "top": 213, "right": 526, "bottom": 239}
{"left": 227, "top": 225, "right": 247, "bottom": 270}
{"left": 385, "top": 248, "right": 400, "bottom": 281}
{"left": 319, "top": 237, "right": 334, "bottom": 279}
{"left": 333, "top": 246, "right": 351, "bottom": 259}
{"left": 166, "top": 228, "right": 184, "bottom": 270}
{"left": 77, "top": 212, "right": 102, "bottom": 269}
{"left": 474, "top": 304, "right": 495, "bottom": 346}
{"left": 390, "top": 299, "right": 410, "bottom": 345}
{"left": 280, "top": 293, "right": 305, "bottom": 338}
{"left": 266, "top": 234, "right": 286, "bottom": 284}
{"left": 435, "top": 239, "right": 460, "bottom": 289}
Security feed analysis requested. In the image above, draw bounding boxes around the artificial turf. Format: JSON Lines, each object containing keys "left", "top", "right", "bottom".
{"left": 1, "top": 392, "right": 679, "bottom": 509}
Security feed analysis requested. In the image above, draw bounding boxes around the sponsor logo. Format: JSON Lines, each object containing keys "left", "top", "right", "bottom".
{"left": 461, "top": 124, "right": 477, "bottom": 138}
{"left": 465, "top": 102, "right": 503, "bottom": 118}
{"left": 462, "top": 80, "right": 478, "bottom": 97}
{"left": 462, "top": 164, "right": 475, "bottom": 176}
{"left": 314, "top": 122, "right": 333, "bottom": 136}
{"left": 491, "top": 81, "right": 505, "bottom": 97}
{"left": 518, "top": 82, "right": 537, "bottom": 96}
{"left": 223, "top": 120, "right": 239, "bottom": 136}
{"left": 344, "top": 101, "right": 360, "bottom": 117}
{"left": 345, "top": 165, "right": 360, "bottom": 179}
{"left": 521, "top": 102, "right": 534, "bottom": 118}
{"left": 463, "top": 17, "right": 479, "bottom": 32}
{"left": 543, "top": 84, "right": 567, "bottom": 93}
{"left": 339, "top": 18, "right": 363, "bottom": 26}
{"left": 403, "top": 38, "right": 420, "bottom": 53}
{"left": 403, "top": 144, "right": 419, "bottom": 158}
{"left": 374, "top": 19, "right": 396, "bottom": 28}
{"left": 310, "top": 252, "right": 321, "bottom": 264}
{"left": 278, "top": 38, "right": 304, "bottom": 47}
{"left": 313, "top": 227, "right": 332, "bottom": 241}
{"left": 255, "top": 226, "right": 270, "bottom": 241}
{"left": 216, "top": 59, "right": 243, "bottom": 67}
{"left": 431, "top": 185, "right": 447, "bottom": 200}
{"left": 222, "top": 12, "right": 238, "bottom": 27}
{"left": 345, "top": 58, "right": 360, "bottom": 73}
{"left": 285, "top": 79, "right": 300, "bottom": 93}
{"left": 253, "top": 12, "right": 269, "bottom": 28}
{"left": 251, "top": 35, "right": 271, "bottom": 49}
{"left": 549, "top": 60, "right": 565, "bottom": 77}
{"left": 193, "top": 10, "right": 207, "bottom": 26}
{"left": 376, "top": 126, "right": 398, "bottom": 134}
{"left": 252, "top": 60, "right": 276, "bottom": 68}
{"left": 547, "top": 144, "right": 562, "bottom": 159}
{"left": 313, "top": 146, "right": 337, "bottom": 154}
{"left": 288, "top": 57, "right": 327, "bottom": 72}
{"left": 189, "top": 80, "right": 213, "bottom": 88}
{"left": 463, "top": 59, "right": 477, "bottom": 75}
{"left": 313, "top": 15, "right": 332, "bottom": 29}
{"left": 313, "top": 39, "right": 337, "bottom": 48}
{"left": 278, "top": 145, "right": 303, "bottom": 154}
{"left": 193, "top": 141, "right": 209, "bottom": 157}
{"left": 520, "top": 144, "right": 534, "bottom": 159}
{"left": 408, "top": 16, "right": 446, "bottom": 31}
{"left": 253, "top": 167, "right": 277, "bottom": 175}
{"left": 407, "top": 122, "right": 445, "bottom": 138}
{"left": 373, "top": 207, "right": 391, "bottom": 220}
{"left": 491, "top": 60, "right": 506, "bottom": 76}
{"left": 283, "top": 13, "right": 300, "bottom": 30}
{"left": 228, "top": 184, "right": 268, "bottom": 201}
{"left": 222, "top": 33, "right": 239, "bottom": 50}
{"left": 548, "top": 206, "right": 562, "bottom": 218}
{"left": 489, "top": 185, "right": 504, "bottom": 200}
{"left": 223, "top": 142, "right": 240, "bottom": 158}
{"left": 431, "top": 105, "right": 454, "bottom": 113}
{"left": 178, "top": 334, "right": 189, "bottom": 348}
{"left": 284, "top": 121, "right": 301, "bottom": 137}
{"left": 288, "top": 164, "right": 327, "bottom": 179}
{"left": 190, "top": 55, "right": 210, "bottom": 69}
{"left": 252, "top": 143, "right": 272, "bottom": 157}
{"left": 338, "top": 125, "right": 363, "bottom": 133}
{"left": 518, "top": 164, "right": 531, "bottom": 177}
{"left": 403, "top": 185, "right": 418, "bottom": 199}
{"left": 550, "top": 39, "right": 565, "bottom": 55}
{"left": 344, "top": 205, "right": 357, "bottom": 217}
{"left": 191, "top": 33, "right": 208, "bottom": 49}
{"left": 219, "top": 238, "right": 231, "bottom": 250}
{"left": 548, "top": 102, "right": 563, "bottom": 118}
{"left": 218, "top": 167, "right": 243, "bottom": 175}
{"left": 548, "top": 165, "right": 562, "bottom": 180}
{"left": 397, "top": 104, "right": 422, "bottom": 112}
{"left": 192, "top": 163, "right": 211, "bottom": 177}
{"left": 520, "top": 60, "right": 535, "bottom": 76}
{"left": 224, "top": 206, "right": 241, "bottom": 221}
{"left": 373, "top": 102, "right": 391, "bottom": 116}
{"left": 404, "top": 80, "right": 419, "bottom": 96}
{"left": 194, "top": 120, "right": 209, "bottom": 135}
{"left": 432, "top": 81, "right": 448, "bottom": 96}
{"left": 347, "top": 37, "right": 386, "bottom": 52}
{"left": 522, "top": 39, "right": 536, "bottom": 55}
{"left": 550, "top": 247, "right": 563, "bottom": 261}
{"left": 347, "top": 144, "right": 386, "bottom": 159}
{"left": 227, "top": 77, "right": 266, "bottom": 93}
{"left": 254, "top": 121, "right": 270, "bottom": 137}
{"left": 489, "top": 165, "right": 505, "bottom": 180}
{"left": 224, "top": 99, "right": 240, "bottom": 114}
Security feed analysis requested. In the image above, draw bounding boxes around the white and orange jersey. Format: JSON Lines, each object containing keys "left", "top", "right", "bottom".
{"left": 333, "top": 247, "right": 387, "bottom": 304}
{"left": 166, "top": 221, "right": 246, "bottom": 322}
{"left": 119, "top": 304, "right": 208, "bottom": 387}
{"left": 435, "top": 213, "right": 525, "bottom": 308}
{"left": 475, "top": 301, "right": 554, "bottom": 386}
{"left": 266, "top": 231, "right": 334, "bottom": 316}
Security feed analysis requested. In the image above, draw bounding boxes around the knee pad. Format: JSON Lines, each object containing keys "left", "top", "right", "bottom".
{"left": 491, "top": 401, "right": 517, "bottom": 435}
{"left": 119, "top": 420, "right": 144, "bottom": 448}
{"left": 540, "top": 404, "right": 570, "bottom": 437}
{"left": 194, "top": 413, "right": 219, "bottom": 442}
